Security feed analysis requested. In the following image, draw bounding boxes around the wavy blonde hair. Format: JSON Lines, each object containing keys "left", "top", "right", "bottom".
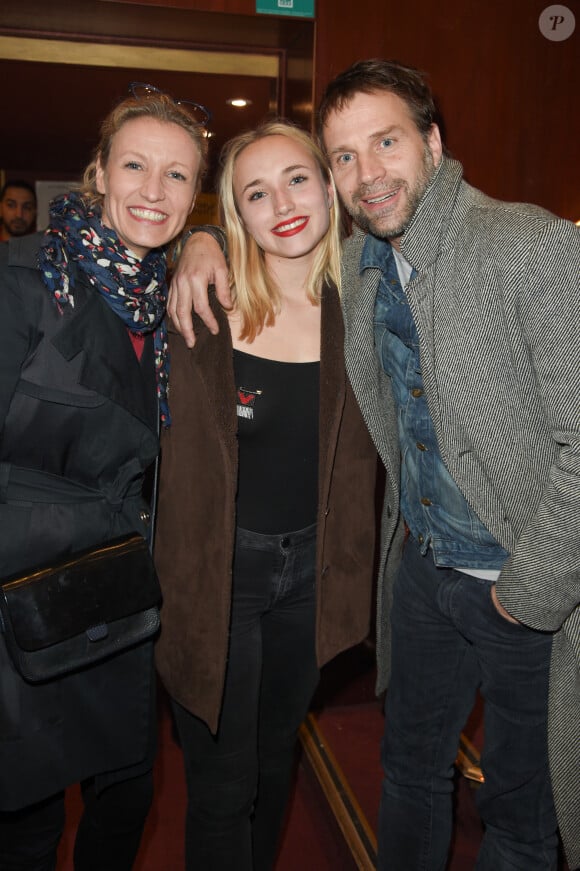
{"left": 80, "top": 93, "right": 208, "bottom": 209}
{"left": 218, "top": 120, "right": 342, "bottom": 342}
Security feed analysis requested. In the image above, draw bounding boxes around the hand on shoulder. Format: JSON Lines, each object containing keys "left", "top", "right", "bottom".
{"left": 168, "top": 229, "right": 232, "bottom": 348}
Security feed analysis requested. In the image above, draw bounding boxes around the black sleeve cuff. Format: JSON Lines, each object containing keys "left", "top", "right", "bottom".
{"left": 181, "top": 224, "right": 227, "bottom": 255}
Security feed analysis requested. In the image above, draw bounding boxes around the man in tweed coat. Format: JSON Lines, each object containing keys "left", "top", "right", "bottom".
{"left": 168, "top": 59, "right": 579, "bottom": 871}
{"left": 316, "top": 60, "right": 579, "bottom": 870}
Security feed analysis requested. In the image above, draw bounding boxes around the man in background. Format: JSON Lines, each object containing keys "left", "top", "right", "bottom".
{"left": 0, "top": 179, "right": 37, "bottom": 241}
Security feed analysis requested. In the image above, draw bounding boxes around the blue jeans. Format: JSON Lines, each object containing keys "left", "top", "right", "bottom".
{"left": 378, "top": 536, "right": 557, "bottom": 871}
{"left": 172, "top": 523, "right": 319, "bottom": 871}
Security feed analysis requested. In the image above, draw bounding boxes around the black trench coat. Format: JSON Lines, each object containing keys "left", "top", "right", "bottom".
{"left": 0, "top": 234, "right": 159, "bottom": 811}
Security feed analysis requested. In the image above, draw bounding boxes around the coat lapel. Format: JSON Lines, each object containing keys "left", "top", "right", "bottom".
{"left": 318, "top": 282, "right": 346, "bottom": 506}
{"left": 184, "top": 294, "right": 237, "bottom": 452}
{"left": 52, "top": 280, "right": 157, "bottom": 432}
{"left": 400, "top": 159, "right": 466, "bottom": 440}
{"left": 9, "top": 232, "right": 157, "bottom": 433}
{"left": 341, "top": 232, "right": 400, "bottom": 491}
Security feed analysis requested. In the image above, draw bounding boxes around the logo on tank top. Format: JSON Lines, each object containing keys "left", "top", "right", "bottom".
{"left": 236, "top": 387, "right": 262, "bottom": 420}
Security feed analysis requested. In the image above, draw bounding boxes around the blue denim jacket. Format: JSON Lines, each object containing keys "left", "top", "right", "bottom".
{"left": 363, "top": 234, "right": 508, "bottom": 569}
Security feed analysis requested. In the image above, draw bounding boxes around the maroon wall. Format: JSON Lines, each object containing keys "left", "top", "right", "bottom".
{"left": 314, "top": 0, "right": 579, "bottom": 219}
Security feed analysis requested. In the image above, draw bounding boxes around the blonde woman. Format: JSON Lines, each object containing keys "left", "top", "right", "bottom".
{"left": 155, "top": 122, "right": 378, "bottom": 871}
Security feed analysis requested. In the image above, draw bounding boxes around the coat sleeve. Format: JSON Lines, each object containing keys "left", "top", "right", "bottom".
{"left": 496, "top": 218, "right": 580, "bottom": 630}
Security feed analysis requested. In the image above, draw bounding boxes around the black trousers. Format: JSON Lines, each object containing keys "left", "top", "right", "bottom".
{"left": 172, "top": 523, "right": 320, "bottom": 871}
{"left": 0, "top": 771, "right": 153, "bottom": 871}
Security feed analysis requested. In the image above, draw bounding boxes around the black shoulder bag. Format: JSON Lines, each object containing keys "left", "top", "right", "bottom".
{"left": 0, "top": 533, "right": 161, "bottom": 683}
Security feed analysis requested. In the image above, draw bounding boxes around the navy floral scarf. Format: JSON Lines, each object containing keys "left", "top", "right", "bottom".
{"left": 38, "top": 191, "right": 171, "bottom": 426}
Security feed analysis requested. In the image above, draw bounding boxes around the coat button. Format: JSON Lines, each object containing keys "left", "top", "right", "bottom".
{"left": 281, "top": 537, "right": 290, "bottom": 548}
{"left": 411, "top": 388, "right": 423, "bottom": 398}
{"left": 416, "top": 442, "right": 427, "bottom": 451}
{"left": 420, "top": 497, "right": 432, "bottom": 506}
{"left": 417, "top": 534, "right": 424, "bottom": 544}
{"left": 140, "top": 509, "right": 151, "bottom": 523}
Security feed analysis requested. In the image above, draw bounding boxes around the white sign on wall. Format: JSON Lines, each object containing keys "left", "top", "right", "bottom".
{"left": 35, "top": 180, "right": 75, "bottom": 231}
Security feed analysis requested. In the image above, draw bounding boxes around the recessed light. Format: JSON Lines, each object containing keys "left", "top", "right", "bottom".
{"left": 227, "top": 98, "right": 252, "bottom": 108}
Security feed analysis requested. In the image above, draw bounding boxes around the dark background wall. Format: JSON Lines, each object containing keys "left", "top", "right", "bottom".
{"left": 314, "top": 0, "right": 578, "bottom": 220}
{"left": 1, "top": 0, "right": 577, "bottom": 219}
{"left": 129, "top": 0, "right": 578, "bottom": 218}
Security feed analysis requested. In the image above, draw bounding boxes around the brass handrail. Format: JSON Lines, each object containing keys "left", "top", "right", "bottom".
{"left": 299, "top": 713, "right": 377, "bottom": 870}
{"left": 299, "top": 712, "right": 484, "bottom": 870}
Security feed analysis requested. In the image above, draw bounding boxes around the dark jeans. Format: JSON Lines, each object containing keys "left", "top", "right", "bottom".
{"left": 0, "top": 772, "right": 153, "bottom": 871}
{"left": 172, "top": 523, "right": 320, "bottom": 871}
{"left": 379, "top": 536, "right": 557, "bottom": 871}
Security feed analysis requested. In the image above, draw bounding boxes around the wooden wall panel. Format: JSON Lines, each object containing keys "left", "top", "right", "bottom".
{"left": 314, "top": 0, "right": 579, "bottom": 219}
{"left": 110, "top": 0, "right": 257, "bottom": 12}
{"left": 0, "top": 1, "right": 314, "bottom": 184}
{"left": 2, "top": 0, "right": 577, "bottom": 217}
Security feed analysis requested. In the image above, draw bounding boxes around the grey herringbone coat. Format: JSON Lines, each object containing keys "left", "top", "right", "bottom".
{"left": 341, "top": 158, "right": 580, "bottom": 867}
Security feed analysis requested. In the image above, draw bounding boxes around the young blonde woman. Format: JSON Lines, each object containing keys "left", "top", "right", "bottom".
{"left": 0, "top": 87, "right": 207, "bottom": 870}
{"left": 154, "top": 121, "right": 378, "bottom": 871}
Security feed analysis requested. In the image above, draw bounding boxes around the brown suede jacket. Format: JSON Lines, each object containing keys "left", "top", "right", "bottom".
{"left": 154, "top": 282, "right": 378, "bottom": 732}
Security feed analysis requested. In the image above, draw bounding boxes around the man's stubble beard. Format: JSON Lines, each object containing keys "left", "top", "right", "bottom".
{"left": 345, "top": 145, "right": 435, "bottom": 241}
{"left": 4, "top": 219, "right": 32, "bottom": 238}
{"left": 9, "top": 227, "right": 29, "bottom": 238}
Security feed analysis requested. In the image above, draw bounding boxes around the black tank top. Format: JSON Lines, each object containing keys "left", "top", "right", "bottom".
{"left": 233, "top": 349, "right": 320, "bottom": 534}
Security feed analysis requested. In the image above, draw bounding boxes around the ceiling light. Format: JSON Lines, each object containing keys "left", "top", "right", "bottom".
{"left": 227, "top": 98, "right": 252, "bottom": 108}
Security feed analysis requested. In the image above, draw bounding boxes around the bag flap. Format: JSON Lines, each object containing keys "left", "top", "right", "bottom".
{"left": 0, "top": 534, "right": 161, "bottom": 651}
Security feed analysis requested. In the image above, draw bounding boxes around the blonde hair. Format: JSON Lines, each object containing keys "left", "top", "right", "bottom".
{"left": 80, "top": 93, "right": 208, "bottom": 209}
{"left": 218, "top": 120, "right": 342, "bottom": 342}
